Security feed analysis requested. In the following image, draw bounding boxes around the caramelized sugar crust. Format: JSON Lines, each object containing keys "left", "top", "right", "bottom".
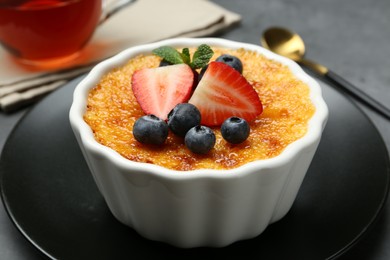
{"left": 84, "top": 48, "right": 315, "bottom": 171}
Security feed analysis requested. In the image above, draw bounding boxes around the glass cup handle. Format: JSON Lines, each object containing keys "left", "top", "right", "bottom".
{"left": 100, "top": 0, "right": 137, "bottom": 24}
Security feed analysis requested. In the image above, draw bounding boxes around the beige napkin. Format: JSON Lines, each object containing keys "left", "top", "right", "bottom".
{"left": 0, "top": 0, "right": 240, "bottom": 112}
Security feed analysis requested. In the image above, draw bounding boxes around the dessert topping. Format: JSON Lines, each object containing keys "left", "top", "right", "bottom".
{"left": 131, "top": 45, "right": 262, "bottom": 154}
{"left": 168, "top": 103, "right": 201, "bottom": 137}
{"left": 198, "top": 64, "right": 208, "bottom": 82}
{"left": 153, "top": 44, "right": 214, "bottom": 69}
{"left": 184, "top": 125, "right": 216, "bottom": 154}
{"left": 221, "top": 117, "right": 250, "bottom": 144}
{"left": 189, "top": 61, "right": 263, "bottom": 126}
{"left": 216, "top": 54, "right": 243, "bottom": 73}
{"left": 131, "top": 64, "right": 194, "bottom": 120}
{"left": 133, "top": 115, "right": 169, "bottom": 145}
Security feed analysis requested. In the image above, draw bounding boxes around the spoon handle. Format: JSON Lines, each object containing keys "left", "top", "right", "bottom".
{"left": 299, "top": 58, "right": 390, "bottom": 119}
{"left": 324, "top": 70, "right": 390, "bottom": 119}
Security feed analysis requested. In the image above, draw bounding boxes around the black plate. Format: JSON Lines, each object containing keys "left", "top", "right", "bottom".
{"left": 1, "top": 75, "right": 389, "bottom": 260}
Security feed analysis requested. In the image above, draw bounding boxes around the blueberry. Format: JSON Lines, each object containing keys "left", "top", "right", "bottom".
{"left": 185, "top": 125, "right": 216, "bottom": 154}
{"left": 221, "top": 117, "right": 250, "bottom": 144}
{"left": 133, "top": 115, "right": 168, "bottom": 145}
{"left": 198, "top": 64, "right": 209, "bottom": 82}
{"left": 191, "top": 69, "right": 199, "bottom": 90}
{"left": 168, "top": 103, "right": 201, "bottom": 137}
{"left": 216, "top": 54, "right": 243, "bottom": 73}
{"left": 159, "top": 59, "right": 172, "bottom": 67}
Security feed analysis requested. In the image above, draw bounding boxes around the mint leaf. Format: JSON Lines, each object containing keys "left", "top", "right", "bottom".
{"left": 152, "top": 46, "right": 184, "bottom": 64}
{"left": 181, "top": 48, "right": 191, "bottom": 64}
{"left": 191, "top": 44, "right": 214, "bottom": 69}
{"left": 153, "top": 44, "right": 214, "bottom": 69}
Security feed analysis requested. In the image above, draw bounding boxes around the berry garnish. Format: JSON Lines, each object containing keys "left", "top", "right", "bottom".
{"left": 159, "top": 59, "right": 172, "bottom": 67}
{"left": 191, "top": 69, "right": 199, "bottom": 91}
{"left": 198, "top": 64, "right": 208, "bottom": 82}
{"left": 216, "top": 54, "right": 243, "bottom": 73}
{"left": 221, "top": 117, "right": 250, "bottom": 144}
{"left": 184, "top": 125, "right": 216, "bottom": 154}
{"left": 189, "top": 61, "right": 263, "bottom": 126}
{"left": 132, "top": 64, "right": 194, "bottom": 120}
{"left": 168, "top": 103, "right": 201, "bottom": 137}
{"left": 152, "top": 44, "right": 214, "bottom": 70}
{"left": 133, "top": 115, "right": 169, "bottom": 145}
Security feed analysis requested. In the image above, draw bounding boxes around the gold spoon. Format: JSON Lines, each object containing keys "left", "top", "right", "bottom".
{"left": 261, "top": 27, "right": 390, "bottom": 120}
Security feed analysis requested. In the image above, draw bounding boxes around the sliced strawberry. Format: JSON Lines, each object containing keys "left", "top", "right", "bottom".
{"left": 132, "top": 64, "right": 194, "bottom": 120}
{"left": 189, "top": 61, "right": 263, "bottom": 126}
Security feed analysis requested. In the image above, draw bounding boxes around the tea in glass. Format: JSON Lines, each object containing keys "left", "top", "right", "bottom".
{"left": 0, "top": 0, "right": 102, "bottom": 66}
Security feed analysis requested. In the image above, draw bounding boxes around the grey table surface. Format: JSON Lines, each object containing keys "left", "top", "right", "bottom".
{"left": 1, "top": 0, "right": 389, "bottom": 259}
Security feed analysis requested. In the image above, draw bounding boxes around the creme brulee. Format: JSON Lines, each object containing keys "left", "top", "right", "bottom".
{"left": 84, "top": 48, "right": 315, "bottom": 170}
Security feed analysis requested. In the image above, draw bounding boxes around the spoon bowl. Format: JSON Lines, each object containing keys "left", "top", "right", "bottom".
{"left": 261, "top": 27, "right": 327, "bottom": 74}
{"left": 261, "top": 27, "right": 305, "bottom": 61}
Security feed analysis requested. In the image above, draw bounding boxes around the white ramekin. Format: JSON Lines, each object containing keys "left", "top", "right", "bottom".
{"left": 69, "top": 38, "right": 328, "bottom": 248}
